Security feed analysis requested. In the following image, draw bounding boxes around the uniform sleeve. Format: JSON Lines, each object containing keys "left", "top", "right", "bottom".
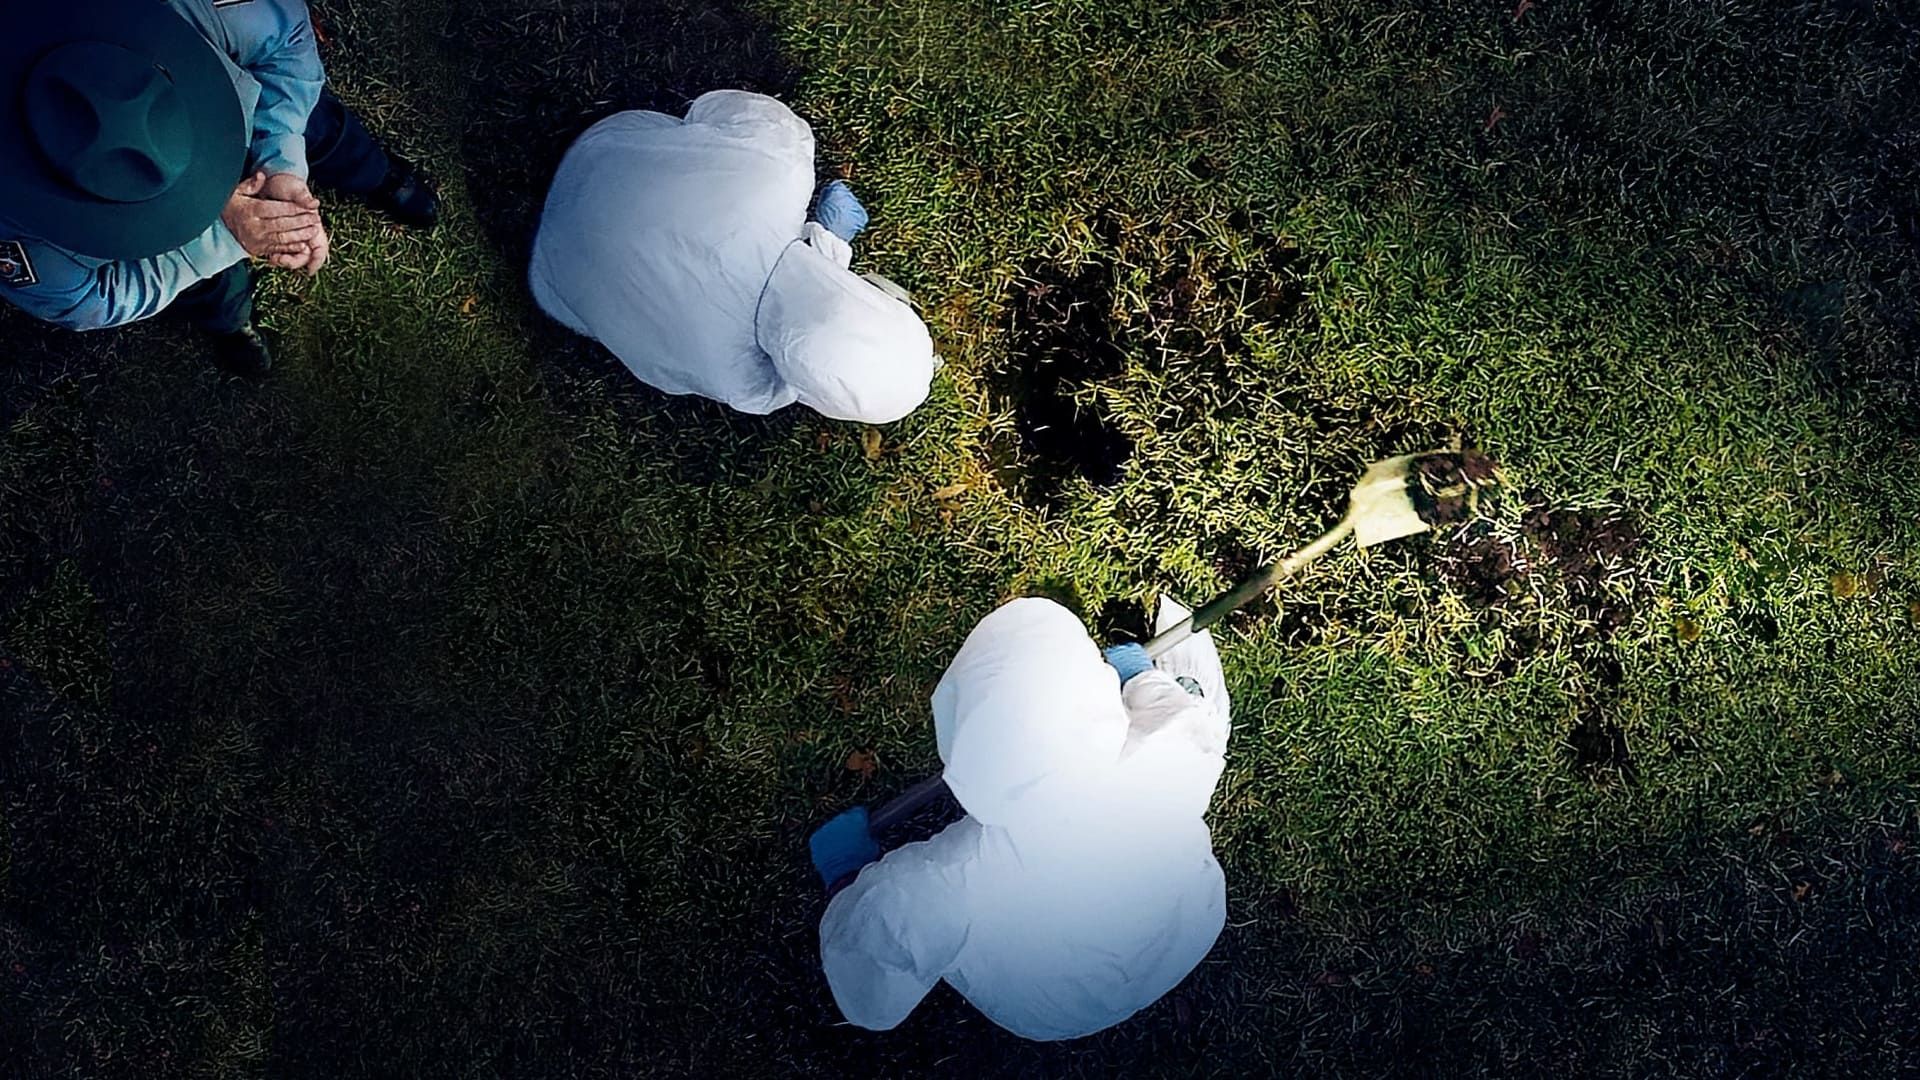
{"left": 0, "top": 225, "right": 248, "bottom": 331}
{"left": 818, "top": 823, "right": 974, "bottom": 1031}
{"left": 218, "top": 0, "right": 326, "bottom": 178}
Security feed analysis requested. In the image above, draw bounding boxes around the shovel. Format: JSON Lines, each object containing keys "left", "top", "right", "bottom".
{"left": 865, "top": 448, "right": 1501, "bottom": 832}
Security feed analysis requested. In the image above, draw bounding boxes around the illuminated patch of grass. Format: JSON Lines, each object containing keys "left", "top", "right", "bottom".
{"left": 3, "top": 0, "right": 1918, "bottom": 1075}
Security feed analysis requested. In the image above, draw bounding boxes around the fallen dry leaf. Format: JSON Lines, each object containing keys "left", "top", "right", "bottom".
{"left": 1673, "top": 614, "right": 1702, "bottom": 642}
{"left": 862, "top": 427, "right": 883, "bottom": 462}
{"left": 1831, "top": 570, "right": 1861, "bottom": 598}
{"left": 459, "top": 294, "right": 478, "bottom": 316}
{"left": 844, "top": 750, "right": 878, "bottom": 779}
{"left": 1791, "top": 882, "right": 1811, "bottom": 902}
{"left": 931, "top": 482, "right": 969, "bottom": 501}
{"left": 815, "top": 430, "right": 835, "bottom": 453}
{"left": 1908, "top": 599, "right": 1920, "bottom": 627}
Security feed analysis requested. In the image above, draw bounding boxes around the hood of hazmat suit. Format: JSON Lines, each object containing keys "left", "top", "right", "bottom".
{"left": 527, "top": 90, "right": 935, "bottom": 422}
{"left": 819, "top": 597, "right": 1230, "bottom": 1041}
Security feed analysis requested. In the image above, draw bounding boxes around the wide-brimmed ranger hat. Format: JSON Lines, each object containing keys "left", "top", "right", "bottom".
{"left": 0, "top": 1, "right": 246, "bottom": 260}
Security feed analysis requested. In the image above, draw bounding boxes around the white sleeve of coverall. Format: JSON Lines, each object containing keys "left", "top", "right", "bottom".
{"left": 1122, "top": 670, "right": 1228, "bottom": 759}
{"left": 1115, "top": 670, "right": 1227, "bottom": 819}
{"left": 818, "top": 824, "right": 972, "bottom": 1031}
{"left": 798, "top": 222, "right": 854, "bottom": 269}
{"left": 219, "top": 0, "right": 326, "bottom": 178}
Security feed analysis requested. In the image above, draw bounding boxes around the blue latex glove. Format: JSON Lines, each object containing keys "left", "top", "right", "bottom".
{"left": 1103, "top": 643, "right": 1153, "bottom": 686}
{"left": 813, "top": 180, "right": 870, "bottom": 243}
{"left": 810, "top": 806, "right": 880, "bottom": 889}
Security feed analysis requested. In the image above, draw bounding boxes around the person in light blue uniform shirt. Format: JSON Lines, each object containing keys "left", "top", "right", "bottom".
{"left": 0, "top": 0, "right": 440, "bottom": 376}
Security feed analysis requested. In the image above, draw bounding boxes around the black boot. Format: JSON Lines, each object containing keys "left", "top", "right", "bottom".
{"left": 209, "top": 325, "right": 273, "bottom": 378}
{"left": 366, "top": 153, "right": 440, "bottom": 231}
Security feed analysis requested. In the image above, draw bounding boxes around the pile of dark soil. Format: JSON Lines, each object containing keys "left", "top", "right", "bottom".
{"left": 1437, "top": 498, "right": 1648, "bottom": 776}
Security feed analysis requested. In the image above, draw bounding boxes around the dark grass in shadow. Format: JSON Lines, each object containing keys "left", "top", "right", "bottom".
{"left": 1490, "top": 0, "right": 1920, "bottom": 429}
{"left": 454, "top": 0, "right": 815, "bottom": 483}
{"left": 457, "top": 0, "right": 798, "bottom": 267}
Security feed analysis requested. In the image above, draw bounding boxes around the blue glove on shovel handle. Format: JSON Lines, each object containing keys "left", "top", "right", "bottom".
{"left": 810, "top": 805, "right": 880, "bottom": 890}
{"left": 814, "top": 180, "right": 870, "bottom": 243}
{"left": 1103, "top": 643, "right": 1153, "bottom": 686}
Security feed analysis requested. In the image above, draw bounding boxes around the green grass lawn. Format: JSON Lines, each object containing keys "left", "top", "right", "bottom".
{"left": 4, "top": 0, "right": 1920, "bottom": 1075}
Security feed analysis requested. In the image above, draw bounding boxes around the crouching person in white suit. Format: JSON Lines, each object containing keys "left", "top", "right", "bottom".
{"left": 809, "top": 597, "right": 1232, "bottom": 1041}
{"left": 528, "top": 90, "right": 936, "bottom": 424}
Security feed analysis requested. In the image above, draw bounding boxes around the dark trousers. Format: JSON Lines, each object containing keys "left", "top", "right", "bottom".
{"left": 173, "top": 89, "right": 396, "bottom": 333}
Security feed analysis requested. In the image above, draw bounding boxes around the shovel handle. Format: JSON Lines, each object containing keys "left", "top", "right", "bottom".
{"left": 1145, "top": 518, "right": 1355, "bottom": 658}
{"left": 870, "top": 773, "right": 949, "bottom": 833}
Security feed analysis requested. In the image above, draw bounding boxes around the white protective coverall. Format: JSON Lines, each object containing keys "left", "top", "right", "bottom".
{"left": 820, "top": 597, "right": 1231, "bottom": 1041}
{"left": 528, "top": 91, "right": 936, "bottom": 424}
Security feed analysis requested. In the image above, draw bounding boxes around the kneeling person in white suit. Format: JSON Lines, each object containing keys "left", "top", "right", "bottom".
{"left": 529, "top": 91, "right": 936, "bottom": 424}
{"left": 810, "top": 597, "right": 1232, "bottom": 1041}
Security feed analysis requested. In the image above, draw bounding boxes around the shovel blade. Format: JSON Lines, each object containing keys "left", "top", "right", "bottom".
{"left": 1349, "top": 454, "right": 1430, "bottom": 548}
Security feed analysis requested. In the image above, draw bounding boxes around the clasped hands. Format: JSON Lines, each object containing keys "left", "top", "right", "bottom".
{"left": 221, "top": 171, "right": 331, "bottom": 275}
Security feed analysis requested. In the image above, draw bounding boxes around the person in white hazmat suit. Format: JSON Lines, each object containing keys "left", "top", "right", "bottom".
{"left": 808, "top": 596, "right": 1232, "bottom": 1040}
{"left": 528, "top": 90, "right": 936, "bottom": 424}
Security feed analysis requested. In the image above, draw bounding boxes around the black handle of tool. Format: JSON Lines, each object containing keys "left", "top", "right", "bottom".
{"left": 869, "top": 773, "right": 949, "bottom": 833}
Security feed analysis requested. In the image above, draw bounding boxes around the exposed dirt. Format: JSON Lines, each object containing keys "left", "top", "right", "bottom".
{"left": 1208, "top": 532, "right": 1282, "bottom": 627}
{"left": 1137, "top": 237, "right": 1318, "bottom": 425}
{"left": 1567, "top": 708, "right": 1634, "bottom": 777}
{"left": 987, "top": 260, "right": 1134, "bottom": 508}
{"left": 1094, "top": 596, "right": 1151, "bottom": 646}
{"left": 1440, "top": 502, "right": 1645, "bottom": 640}
{"left": 1436, "top": 520, "right": 1528, "bottom": 610}
{"left": 696, "top": 648, "right": 732, "bottom": 694}
{"left": 1410, "top": 450, "right": 1503, "bottom": 528}
{"left": 1436, "top": 497, "right": 1648, "bottom": 775}
{"left": 1522, "top": 504, "right": 1646, "bottom": 638}
{"left": 989, "top": 220, "right": 1320, "bottom": 509}
{"left": 1143, "top": 243, "right": 1313, "bottom": 355}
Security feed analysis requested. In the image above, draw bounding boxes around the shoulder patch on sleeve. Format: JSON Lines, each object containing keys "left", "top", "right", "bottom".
{"left": 0, "top": 241, "right": 38, "bottom": 287}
